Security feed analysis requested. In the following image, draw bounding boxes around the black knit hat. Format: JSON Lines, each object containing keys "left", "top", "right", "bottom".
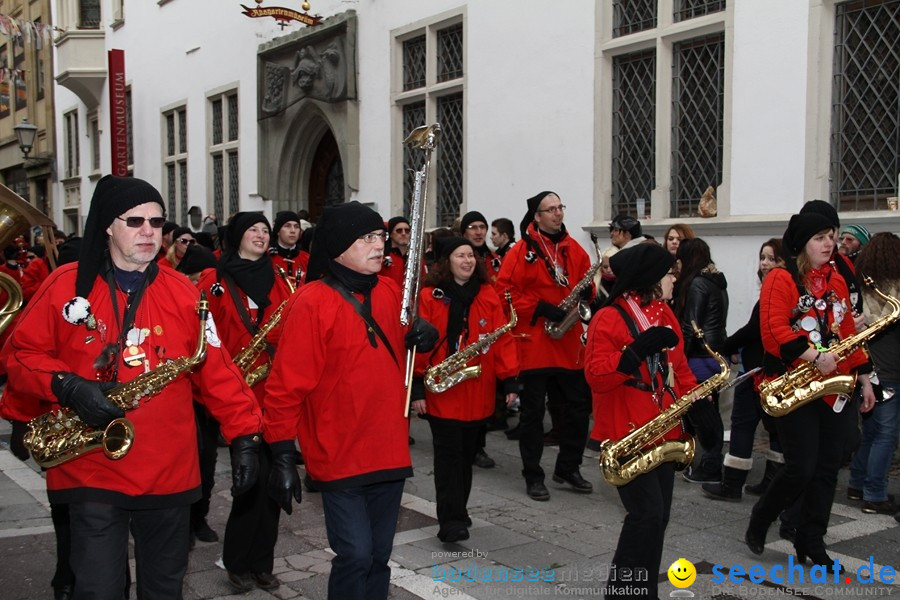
{"left": 299, "top": 225, "right": 315, "bottom": 252}
{"left": 606, "top": 243, "right": 674, "bottom": 303}
{"left": 306, "top": 202, "right": 385, "bottom": 282}
{"left": 460, "top": 211, "right": 487, "bottom": 234}
{"left": 273, "top": 211, "right": 300, "bottom": 235}
{"left": 609, "top": 214, "right": 642, "bottom": 237}
{"left": 434, "top": 236, "right": 472, "bottom": 261}
{"left": 520, "top": 191, "right": 558, "bottom": 237}
{"left": 224, "top": 212, "right": 270, "bottom": 254}
{"left": 387, "top": 216, "right": 410, "bottom": 234}
{"left": 782, "top": 212, "right": 834, "bottom": 256}
{"left": 799, "top": 200, "right": 839, "bottom": 229}
{"left": 171, "top": 226, "right": 192, "bottom": 243}
{"left": 176, "top": 244, "right": 217, "bottom": 275}
{"left": 76, "top": 175, "right": 165, "bottom": 298}
{"left": 162, "top": 221, "right": 178, "bottom": 236}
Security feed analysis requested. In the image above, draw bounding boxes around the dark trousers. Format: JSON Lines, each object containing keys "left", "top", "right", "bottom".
{"left": 685, "top": 393, "right": 724, "bottom": 473}
{"left": 752, "top": 399, "right": 850, "bottom": 552}
{"left": 190, "top": 402, "right": 220, "bottom": 526}
{"left": 321, "top": 480, "right": 405, "bottom": 600}
{"left": 518, "top": 369, "right": 591, "bottom": 483}
{"left": 223, "top": 442, "right": 281, "bottom": 575}
{"left": 69, "top": 502, "right": 189, "bottom": 600}
{"left": 429, "top": 419, "right": 480, "bottom": 536}
{"left": 51, "top": 503, "right": 75, "bottom": 590}
{"left": 728, "top": 378, "right": 781, "bottom": 460}
{"left": 607, "top": 463, "right": 675, "bottom": 600}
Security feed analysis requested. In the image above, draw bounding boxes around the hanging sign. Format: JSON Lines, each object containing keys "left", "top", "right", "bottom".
{"left": 241, "top": 2, "right": 322, "bottom": 29}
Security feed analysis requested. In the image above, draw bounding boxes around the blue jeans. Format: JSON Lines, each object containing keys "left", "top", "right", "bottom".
{"left": 849, "top": 382, "right": 900, "bottom": 502}
{"left": 321, "top": 480, "right": 405, "bottom": 600}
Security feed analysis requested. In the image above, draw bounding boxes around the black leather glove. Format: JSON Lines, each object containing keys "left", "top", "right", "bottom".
{"left": 405, "top": 318, "right": 439, "bottom": 352}
{"left": 8, "top": 420, "right": 30, "bottom": 462}
{"left": 532, "top": 300, "right": 567, "bottom": 325}
{"left": 230, "top": 433, "right": 261, "bottom": 497}
{"left": 267, "top": 440, "right": 302, "bottom": 515}
{"left": 51, "top": 372, "right": 123, "bottom": 429}
{"left": 617, "top": 326, "right": 679, "bottom": 374}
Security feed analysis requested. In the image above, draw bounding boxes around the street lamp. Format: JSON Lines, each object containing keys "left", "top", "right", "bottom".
{"left": 14, "top": 119, "right": 38, "bottom": 160}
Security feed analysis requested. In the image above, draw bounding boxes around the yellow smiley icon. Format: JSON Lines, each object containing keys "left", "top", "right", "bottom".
{"left": 667, "top": 558, "right": 696, "bottom": 588}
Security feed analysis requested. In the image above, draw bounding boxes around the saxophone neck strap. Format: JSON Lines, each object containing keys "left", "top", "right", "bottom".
{"left": 323, "top": 276, "right": 400, "bottom": 368}
{"left": 612, "top": 303, "right": 672, "bottom": 403}
{"left": 224, "top": 275, "right": 274, "bottom": 359}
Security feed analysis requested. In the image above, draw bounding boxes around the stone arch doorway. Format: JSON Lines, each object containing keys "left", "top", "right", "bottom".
{"left": 308, "top": 129, "right": 344, "bottom": 222}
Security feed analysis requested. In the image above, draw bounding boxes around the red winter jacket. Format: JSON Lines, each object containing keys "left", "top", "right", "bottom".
{"left": 496, "top": 223, "right": 592, "bottom": 372}
{"left": 263, "top": 276, "right": 413, "bottom": 490}
{"left": 585, "top": 297, "right": 696, "bottom": 445}
{"left": 5, "top": 263, "right": 262, "bottom": 507}
{"left": 414, "top": 284, "right": 518, "bottom": 422}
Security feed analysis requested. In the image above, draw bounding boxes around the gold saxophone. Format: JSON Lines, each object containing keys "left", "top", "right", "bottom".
{"left": 424, "top": 292, "right": 517, "bottom": 393}
{"left": 233, "top": 298, "right": 289, "bottom": 388}
{"left": 544, "top": 238, "right": 603, "bottom": 339}
{"left": 759, "top": 277, "right": 900, "bottom": 417}
{"left": 598, "top": 321, "right": 731, "bottom": 486}
{"left": 24, "top": 294, "right": 211, "bottom": 468}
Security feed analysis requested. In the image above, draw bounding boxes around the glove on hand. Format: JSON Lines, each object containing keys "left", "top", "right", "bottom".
{"left": 617, "top": 326, "right": 679, "bottom": 375}
{"left": 51, "top": 372, "right": 123, "bottom": 429}
{"left": 267, "top": 440, "right": 303, "bottom": 515}
{"left": 8, "top": 420, "right": 30, "bottom": 462}
{"left": 532, "top": 300, "right": 567, "bottom": 325}
{"left": 230, "top": 433, "right": 261, "bottom": 497}
{"left": 405, "top": 318, "right": 439, "bottom": 352}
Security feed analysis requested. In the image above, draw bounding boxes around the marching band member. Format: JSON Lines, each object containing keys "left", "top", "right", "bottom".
{"left": 157, "top": 226, "right": 195, "bottom": 270}
{"left": 198, "top": 212, "right": 291, "bottom": 592}
{"left": 411, "top": 237, "right": 519, "bottom": 543}
{"left": 269, "top": 210, "right": 303, "bottom": 287}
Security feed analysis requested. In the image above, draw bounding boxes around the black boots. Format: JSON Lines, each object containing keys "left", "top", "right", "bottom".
{"left": 745, "top": 516, "right": 769, "bottom": 555}
{"left": 745, "top": 460, "right": 781, "bottom": 496}
{"left": 702, "top": 466, "right": 747, "bottom": 502}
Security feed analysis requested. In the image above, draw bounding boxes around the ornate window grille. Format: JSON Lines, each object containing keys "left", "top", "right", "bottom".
{"left": 163, "top": 107, "right": 188, "bottom": 223}
{"left": 671, "top": 33, "right": 725, "bottom": 217}
{"left": 402, "top": 102, "right": 426, "bottom": 217}
{"left": 831, "top": 0, "right": 899, "bottom": 211}
{"left": 612, "top": 49, "right": 656, "bottom": 218}
{"left": 613, "top": 0, "right": 657, "bottom": 37}
{"left": 436, "top": 93, "right": 464, "bottom": 227}
{"left": 402, "top": 35, "right": 426, "bottom": 91}
{"left": 209, "top": 91, "right": 239, "bottom": 221}
{"left": 79, "top": 0, "right": 100, "bottom": 29}
{"left": 212, "top": 155, "right": 224, "bottom": 222}
{"left": 437, "top": 24, "right": 463, "bottom": 82}
{"left": 673, "top": 0, "right": 726, "bottom": 23}
{"left": 228, "top": 151, "right": 240, "bottom": 217}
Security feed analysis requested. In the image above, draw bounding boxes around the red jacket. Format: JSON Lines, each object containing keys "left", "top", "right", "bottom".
{"left": 20, "top": 257, "right": 50, "bottom": 301}
{"left": 269, "top": 249, "right": 306, "bottom": 289}
{"left": 5, "top": 263, "right": 262, "bottom": 507}
{"left": 496, "top": 223, "right": 592, "bottom": 372}
{"left": 414, "top": 284, "right": 518, "bottom": 422}
{"left": 585, "top": 297, "right": 697, "bottom": 444}
{"left": 197, "top": 268, "right": 291, "bottom": 405}
{"left": 263, "top": 276, "right": 413, "bottom": 490}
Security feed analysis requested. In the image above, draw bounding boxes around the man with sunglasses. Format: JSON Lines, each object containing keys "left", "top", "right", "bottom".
{"left": 380, "top": 216, "right": 412, "bottom": 286}
{"left": 6, "top": 175, "right": 263, "bottom": 599}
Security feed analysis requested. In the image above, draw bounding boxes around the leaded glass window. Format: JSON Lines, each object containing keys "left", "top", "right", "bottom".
{"left": 674, "top": 0, "right": 726, "bottom": 23}
{"left": 612, "top": 50, "right": 656, "bottom": 218}
{"left": 436, "top": 93, "right": 464, "bottom": 227}
{"left": 402, "top": 102, "right": 426, "bottom": 216}
{"left": 403, "top": 35, "right": 426, "bottom": 91}
{"left": 212, "top": 99, "right": 223, "bottom": 145}
{"left": 228, "top": 94, "right": 239, "bottom": 142}
{"left": 167, "top": 164, "right": 177, "bottom": 218}
{"left": 228, "top": 151, "right": 240, "bottom": 217}
{"left": 613, "top": 0, "right": 657, "bottom": 37}
{"left": 437, "top": 24, "right": 463, "bottom": 82}
{"left": 179, "top": 161, "right": 188, "bottom": 226}
{"left": 213, "top": 154, "right": 224, "bottom": 221}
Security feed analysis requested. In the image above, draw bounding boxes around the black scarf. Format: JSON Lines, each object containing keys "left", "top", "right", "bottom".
{"left": 217, "top": 251, "right": 274, "bottom": 311}
{"left": 443, "top": 278, "right": 480, "bottom": 353}
{"left": 272, "top": 243, "right": 300, "bottom": 260}
{"left": 329, "top": 260, "right": 378, "bottom": 294}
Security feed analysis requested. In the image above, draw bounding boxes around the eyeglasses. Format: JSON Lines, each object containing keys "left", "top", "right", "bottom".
{"left": 536, "top": 205, "right": 566, "bottom": 214}
{"left": 177, "top": 238, "right": 197, "bottom": 246}
{"left": 117, "top": 216, "right": 167, "bottom": 228}
{"left": 393, "top": 227, "right": 411, "bottom": 234}
{"left": 358, "top": 231, "right": 389, "bottom": 244}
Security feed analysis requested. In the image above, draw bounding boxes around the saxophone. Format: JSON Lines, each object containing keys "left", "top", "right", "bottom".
{"left": 544, "top": 237, "right": 603, "bottom": 339}
{"left": 598, "top": 321, "right": 731, "bottom": 486}
{"left": 424, "top": 292, "right": 517, "bottom": 393}
{"left": 233, "top": 298, "right": 289, "bottom": 388}
{"left": 759, "top": 277, "right": 900, "bottom": 417}
{"left": 24, "top": 294, "right": 211, "bottom": 468}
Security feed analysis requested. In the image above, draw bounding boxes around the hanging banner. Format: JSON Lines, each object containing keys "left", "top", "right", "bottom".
{"left": 240, "top": 5, "right": 322, "bottom": 28}
{"left": 108, "top": 49, "right": 128, "bottom": 177}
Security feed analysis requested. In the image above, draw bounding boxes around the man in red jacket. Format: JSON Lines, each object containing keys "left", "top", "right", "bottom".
{"left": 264, "top": 201, "right": 437, "bottom": 600}
{"left": 6, "top": 175, "right": 263, "bottom": 599}
{"left": 497, "top": 191, "right": 594, "bottom": 501}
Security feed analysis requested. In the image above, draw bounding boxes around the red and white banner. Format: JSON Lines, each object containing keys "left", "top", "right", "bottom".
{"left": 108, "top": 49, "right": 128, "bottom": 177}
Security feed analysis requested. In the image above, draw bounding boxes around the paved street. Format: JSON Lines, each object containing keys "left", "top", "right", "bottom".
{"left": 1, "top": 414, "right": 898, "bottom": 599}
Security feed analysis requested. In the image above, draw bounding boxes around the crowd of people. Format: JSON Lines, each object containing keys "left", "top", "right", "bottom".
{"left": 0, "top": 175, "right": 897, "bottom": 600}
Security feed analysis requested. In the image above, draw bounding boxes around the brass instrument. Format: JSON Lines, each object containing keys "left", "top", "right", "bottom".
{"left": 276, "top": 265, "right": 297, "bottom": 294}
{"left": 233, "top": 298, "right": 289, "bottom": 387}
{"left": 759, "top": 277, "right": 900, "bottom": 417}
{"left": 424, "top": 292, "right": 517, "bottom": 393}
{"left": 23, "top": 295, "right": 211, "bottom": 468}
{"left": 599, "top": 321, "right": 731, "bottom": 486}
{"left": 400, "top": 123, "right": 441, "bottom": 416}
{"left": 544, "top": 261, "right": 602, "bottom": 339}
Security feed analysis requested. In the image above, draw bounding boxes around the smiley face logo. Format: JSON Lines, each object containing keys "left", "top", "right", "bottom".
{"left": 667, "top": 558, "right": 696, "bottom": 588}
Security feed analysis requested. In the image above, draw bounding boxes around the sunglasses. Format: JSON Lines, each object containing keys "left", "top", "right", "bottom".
{"left": 117, "top": 216, "right": 167, "bottom": 228}
{"left": 177, "top": 238, "right": 197, "bottom": 246}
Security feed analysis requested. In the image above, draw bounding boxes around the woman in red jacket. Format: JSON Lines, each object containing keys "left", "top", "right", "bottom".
{"left": 198, "top": 212, "right": 291, "bottom": 592}
{"left": 411, "top": 237, "right": 519, "bottom": 543}
{"left": 745, "top": 211, "right": 875, "bottom": 567}
{"left": 585, "top": 243, "right": 697, "bottom": 600}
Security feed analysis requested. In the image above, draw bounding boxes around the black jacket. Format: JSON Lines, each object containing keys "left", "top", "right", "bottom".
{"left": 721, "top": 300, "right": 762, "bottom": 370}
{"left": 680, "top": 271, "right": 729, "bottom": 357}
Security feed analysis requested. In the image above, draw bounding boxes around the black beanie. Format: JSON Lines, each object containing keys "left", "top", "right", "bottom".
{"left": 606, "top": 243, "right": 674, "bottom": 303}
{"left": 177, "top": 244, "right": 217, "bottom": 275}
{"left": 609, "top": 214, "right": 642, "bottom": 237}
{"left": 520, "top": 191, "right": 557, "bottom": 238}
{"left": 76, "top": 175, "right": 165, "bottom": 298}
{"left": 460, "top": 211, "right": 487, "bottom": 233}
{"left": 782, "top": 212, "right": 834, "bottom": 256}
{"left": 162, "top": 221, "right": 178, "bottom": 236}
{"left": 434, "top": 236, "right": 472, "bottom": 260}
{"left": 387, "top": 216, "right": 410, "bottom": 234}
{"left": 224, "top": 212, "right": 270, "bottom": 254}
{"left": 306, "top": 202, "right": 384, "bottom": 282}
{"left": 273, "top": 211, "right": 300, "bottom": 236}
{"left": 171, "top": 226, "right": 192, "bottom": 243}
{"left": 799, "top": 200, "right": 840, "bottom": 229}
{"left": 299, "top": 226, "right": 315, "bottom": 252}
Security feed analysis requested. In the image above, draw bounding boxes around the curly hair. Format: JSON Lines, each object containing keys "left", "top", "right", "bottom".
{"left": 854, "top": 232, "right": 900, "bottom": 285}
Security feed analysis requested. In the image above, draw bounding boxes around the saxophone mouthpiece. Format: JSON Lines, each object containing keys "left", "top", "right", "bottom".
{"left": 197, "top": 291, "right": 209, "bottom": 321}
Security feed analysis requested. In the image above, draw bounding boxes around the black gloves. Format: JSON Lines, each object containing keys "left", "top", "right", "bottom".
{"left": 267, "top": 440, "right": 303, "bottom": 515}
{"left": 405, "top": 318, "right": 439, "bottom": 352}
{"left": 230, "top": 433, "right": 261, "bottom": 497}
{"left": 51, "top": 372, "right": 123, "bottom": 429}
{"left": 532, "top": 300, "right": 567, "bottom": 325}
{"left": 8, "top": 420, "right": 30, "bottom": 462}
{"left": 617, "top": 326, "right": 679, "bottom": 375}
